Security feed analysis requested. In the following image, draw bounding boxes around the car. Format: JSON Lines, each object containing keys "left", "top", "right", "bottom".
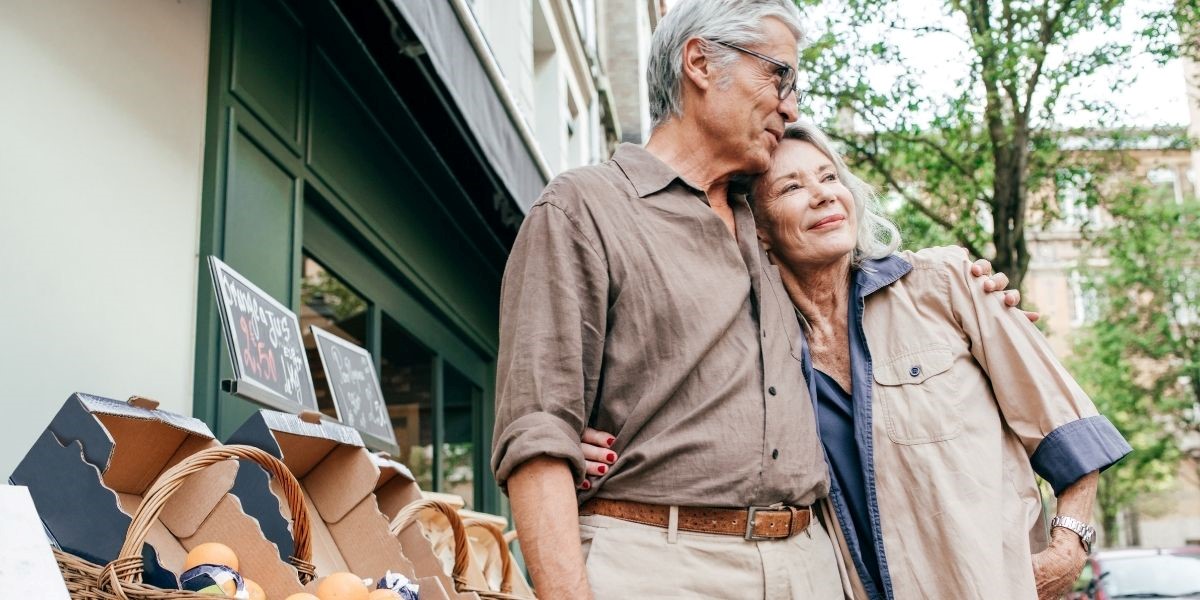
{"left": 1071, "top": 547, "right": 1200, "bottom": 599}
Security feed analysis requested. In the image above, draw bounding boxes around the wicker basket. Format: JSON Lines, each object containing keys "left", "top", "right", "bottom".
{"left": 55, "top": 444, "right": 316, "bottom": 600}
{"left": 463, "top": 518, "right": 538, "bottom": 597}
{"left": 391, "top": 499, "right": 535, "bottom": 600}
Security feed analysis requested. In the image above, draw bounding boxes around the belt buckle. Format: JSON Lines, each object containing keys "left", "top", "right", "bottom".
{"left": 744, "top": 505, "right": 782, "bottom": 541}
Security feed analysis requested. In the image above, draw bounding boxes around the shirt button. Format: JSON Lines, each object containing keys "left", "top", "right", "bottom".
{"left": 772, "top": 449, "right": 780, "bottom": 460}
{"left": 768, "top": 386, "right": 777, "bottom": 396}
{"left": 909, "top": 366, "right": 922, "bottom": 377}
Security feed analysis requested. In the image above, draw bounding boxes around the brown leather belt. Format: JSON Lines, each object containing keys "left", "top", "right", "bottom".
{"left": 580, "top": 498, "right": 812, "bottom": 540}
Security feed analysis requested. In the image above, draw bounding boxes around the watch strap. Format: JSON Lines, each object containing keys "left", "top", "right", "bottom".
{"left": 1050, "top": 515, "right": 1095, "bottom": 554}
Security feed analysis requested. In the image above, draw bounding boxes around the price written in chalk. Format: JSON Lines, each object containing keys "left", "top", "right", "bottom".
{"left": 209, "top": 256, "right": 318, "bottom": 414}
{"left": 310, "top": 325, "right": 398, "bottom": 454}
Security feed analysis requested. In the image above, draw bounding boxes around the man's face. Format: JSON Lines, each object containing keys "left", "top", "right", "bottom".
{"left": 703, "top": 18, "right": 801, "bottom": 175}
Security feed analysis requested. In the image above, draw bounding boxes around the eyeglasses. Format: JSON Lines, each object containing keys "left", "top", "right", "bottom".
{"left": 713, "top": 40, "right": 802, "bottom": 103}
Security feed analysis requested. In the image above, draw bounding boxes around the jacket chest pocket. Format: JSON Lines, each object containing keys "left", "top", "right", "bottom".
{"left": 874, "top": 344, "right": 963, "bottom": 445}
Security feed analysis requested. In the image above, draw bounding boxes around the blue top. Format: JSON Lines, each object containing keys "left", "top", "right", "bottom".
{"left": 813, "top": 368, "right": 885, "bottom": 595}
{"left": 798, "top": 257, "right": 912, "bottom": 600}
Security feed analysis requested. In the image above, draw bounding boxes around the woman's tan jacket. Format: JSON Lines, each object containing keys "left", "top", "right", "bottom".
{"left": 824, "top": 247, "right": 1130, "bottom": 600}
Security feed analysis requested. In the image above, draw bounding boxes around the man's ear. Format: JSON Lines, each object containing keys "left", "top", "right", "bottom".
{"left": 681, "top": 37, "right": 714, "bottom": 92}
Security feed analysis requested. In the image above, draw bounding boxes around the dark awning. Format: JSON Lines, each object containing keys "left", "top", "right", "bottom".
{"left": 385, "top": 0, "right": 548, "bottom": 213}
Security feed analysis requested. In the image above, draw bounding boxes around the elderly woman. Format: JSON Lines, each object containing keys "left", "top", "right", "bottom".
{"left": 582, "top": 122, "right": 1131, "bottom": 599}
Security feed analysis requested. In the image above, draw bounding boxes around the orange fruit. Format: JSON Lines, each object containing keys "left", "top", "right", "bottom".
{"left": 244, "top": 578, "right": 267, "bottom": 600}
{"left": 367, "top": 590, "right": 401, "bottom": 599}
{"left": 315, "top": 572, "right": 369, "bottom": 600}
{"left": 284, "top": 594, "right": 321, "bottom": 600}
{"left": 183, "top": 542, "right": 240, "bottom": 572}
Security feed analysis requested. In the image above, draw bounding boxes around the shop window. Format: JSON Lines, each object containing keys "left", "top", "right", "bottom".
{"left": 443, "top": 364, "right": 482, "bottom": 509}
{"left": 380, "top": 312, "right": 436, "bottom": 492}
{"left": 300, "top": 254, "right": 368, "bottom": 418}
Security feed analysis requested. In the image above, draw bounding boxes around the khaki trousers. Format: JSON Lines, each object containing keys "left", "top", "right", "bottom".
{"left": 579, "top": 511, "right": 846, "bottom": 599}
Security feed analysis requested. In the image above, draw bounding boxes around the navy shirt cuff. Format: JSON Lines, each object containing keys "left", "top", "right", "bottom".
{"left": 1030, "top": 415, "right": 1132, "bottom": 495}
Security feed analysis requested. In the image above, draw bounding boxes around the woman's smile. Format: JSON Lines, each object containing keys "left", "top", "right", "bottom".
{"left": 809, "top": 214, "right": 846, "bottom": 230}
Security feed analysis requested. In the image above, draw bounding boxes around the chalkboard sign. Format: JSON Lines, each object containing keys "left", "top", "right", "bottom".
{"left": 310, "top": 325, "right": 398, "bottom": 454}
{"left": 208, "top": 256, "right": 318, "bottom": 414}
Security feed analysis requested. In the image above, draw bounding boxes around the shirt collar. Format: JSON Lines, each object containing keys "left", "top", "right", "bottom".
{"left": 610, "top": 143, "right": 699, "bottom": 198}
{"left": 854, "top": 254, "right": 912, "bottom": 298}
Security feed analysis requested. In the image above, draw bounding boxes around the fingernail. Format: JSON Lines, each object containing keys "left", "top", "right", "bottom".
{"left": 605, "top": 437, "right": 616, "bottom": 448}
{"left": 581, "top": 480, "right": 591, "bottom": 490}
{"left": 597, "top": 465, "right": 607, "bottom": 474}
{"left": 606, "top": 452, "right": 616, "bottom": 463}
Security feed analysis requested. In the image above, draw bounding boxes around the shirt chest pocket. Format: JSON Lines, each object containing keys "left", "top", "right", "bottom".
{"left": 874, "top": 344, "right": 963, "bottom": 445}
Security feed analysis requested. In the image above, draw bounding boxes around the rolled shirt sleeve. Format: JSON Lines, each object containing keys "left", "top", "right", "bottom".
{"left": 1030, "top": 415, "right": 1130, "bottom": 495}
{"left": 491, "top": 184, "right": 609, "bottom": 490}
{"left": 941, "top": 247, "right": 1132, "bottom": 495}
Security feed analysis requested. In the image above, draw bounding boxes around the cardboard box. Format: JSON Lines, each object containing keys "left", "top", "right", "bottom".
{"left": 227, "top": 410, "right": 454, "bottom": 598}
{"left": 8, "top": 393, "right": 312, "bottom": 596}
{"left": 372, "top": 453, "right": 484, "bottom": 600}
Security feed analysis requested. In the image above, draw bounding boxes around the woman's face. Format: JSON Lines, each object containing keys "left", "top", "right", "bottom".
{"left": 755, "top": 139, "right": 858, "bottom": 268}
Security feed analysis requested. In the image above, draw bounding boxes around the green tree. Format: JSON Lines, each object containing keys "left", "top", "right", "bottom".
{"left": 794, "top": 0, "right": 1198, "bottom": 289}
{"left": 1069, "top": 180, "right": 1199, "bottom": 543}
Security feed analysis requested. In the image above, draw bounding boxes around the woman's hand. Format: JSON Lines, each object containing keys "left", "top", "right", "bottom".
{"left": 1031, "top": 529, "right": 1088, "bottom": 600}
{"left": 577, "top": 427, "right": 618, "bottom": 491}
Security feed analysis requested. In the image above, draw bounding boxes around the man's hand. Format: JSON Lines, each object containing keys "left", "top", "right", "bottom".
{"left": 1032, "top": 529, "right": 1088, "bottom": 600}
{"left": 509, "top": 457, "right": 594, "bottom": 600}
{"left": 970, "top": 258, "right": 1040, "bottom": 322}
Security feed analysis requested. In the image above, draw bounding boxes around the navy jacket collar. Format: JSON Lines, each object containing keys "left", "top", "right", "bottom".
{"left": 854, "top": 254, "right": 912, "bottom": 298}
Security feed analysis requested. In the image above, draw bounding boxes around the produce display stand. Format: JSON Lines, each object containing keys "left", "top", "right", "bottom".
{"left": 55, "top": 445, "right": 315, "bottom": 599}
{"left": 8, "top": 257, "right": 535, "bottom": 599}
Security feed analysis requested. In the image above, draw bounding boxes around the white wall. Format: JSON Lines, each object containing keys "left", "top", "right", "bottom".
{"left": 0, "top": 0, "right": 212, "bottom": 476}
{"left": 472, "top": 0, "right": 535, "bottom": 121}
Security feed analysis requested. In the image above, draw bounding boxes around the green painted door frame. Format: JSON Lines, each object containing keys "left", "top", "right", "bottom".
{"left": 194, "top": 0, "right": 506, "bottom": 513}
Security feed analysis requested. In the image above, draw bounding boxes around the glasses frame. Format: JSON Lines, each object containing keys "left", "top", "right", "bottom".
{"left": 713, "top": 40, "right": 802, "bottom": 103}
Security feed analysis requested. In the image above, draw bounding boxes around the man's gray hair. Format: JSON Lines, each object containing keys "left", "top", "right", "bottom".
{"left": 648, "top": 0, "right": 806, "bottom": 128}
{"left": 750, "top": 121, "right": 902, "bottom": 266}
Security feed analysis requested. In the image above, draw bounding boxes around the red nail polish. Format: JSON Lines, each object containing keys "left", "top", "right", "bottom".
{"left": 597, "top": 465, "right": 607, "bottom": 475}
{"left": 606, "top": 452, "right": 616, "bottom": 463}
{"left": 581, "top": 480, "right": 591, "bottom": 490}
{"left": 605, "top": 437, "right": 616, "bottom": 448}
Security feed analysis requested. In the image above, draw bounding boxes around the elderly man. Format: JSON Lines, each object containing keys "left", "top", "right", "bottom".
{"left": 491, "top": 1, "right": 1013, "bottom": 598}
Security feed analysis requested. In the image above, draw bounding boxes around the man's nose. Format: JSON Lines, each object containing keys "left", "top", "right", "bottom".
{"left": 779, "top": 90, "right": 800, "bottom": 123}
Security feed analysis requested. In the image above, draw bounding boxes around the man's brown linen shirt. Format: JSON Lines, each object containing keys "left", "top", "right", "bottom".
{"left": 491, "top": 143, "right": 829, "bottom": 507}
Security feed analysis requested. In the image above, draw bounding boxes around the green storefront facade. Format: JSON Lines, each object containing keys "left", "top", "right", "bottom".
{"left": 192, "top": 0, "right": 539, "bottom": 515}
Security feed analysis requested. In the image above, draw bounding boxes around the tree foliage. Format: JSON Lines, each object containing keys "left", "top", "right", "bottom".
{"left": 793, "top": 0, "right": 1198, "bottom": 289}
{"left": 1069, "top": 180, "right": 1200, "bottom": 543}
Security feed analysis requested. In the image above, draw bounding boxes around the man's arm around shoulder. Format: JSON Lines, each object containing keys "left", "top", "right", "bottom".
{"left": 509, "top": 456, "right": 593, "bottom": 600}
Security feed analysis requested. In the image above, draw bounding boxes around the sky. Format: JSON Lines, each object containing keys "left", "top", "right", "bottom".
{"left": 662, "top": 0, "right": 1193, "bottom": 129}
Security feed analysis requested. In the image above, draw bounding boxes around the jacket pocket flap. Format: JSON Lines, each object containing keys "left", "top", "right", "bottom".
{"left": 875, "top": 345, "right": 954, "bottom": 385}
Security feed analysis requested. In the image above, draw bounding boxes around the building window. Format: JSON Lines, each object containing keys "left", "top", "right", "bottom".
{"left": 1056, "top": 170, "right": 1099, "bottom": 227}
{"left": 1069, "top": 270, "right": 1099, "bottom": 326}
{"left": 379, "top": 313, "right": 437, "bottom": 492}
{"left": 297, "top": 205, "right": 493, "bottom": 508}
{"left": 442, "top": 364, "right": 483, "bottom": 509}
{"left": 1147, "top": 167, "right": 1184, "bottom": 205}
